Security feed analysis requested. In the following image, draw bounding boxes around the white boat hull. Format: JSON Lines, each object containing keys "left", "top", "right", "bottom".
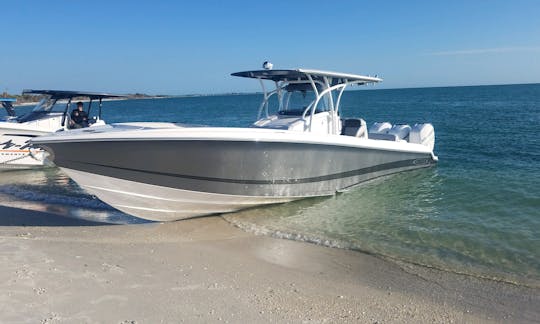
{"left": 33, "top": 126, "right": 437, "bottom": 221}
{"left": 61, "top": 168, "right": 299, "bottom": 221}
{"left": 0, "top": 135, "right": 50, "bottom": 170}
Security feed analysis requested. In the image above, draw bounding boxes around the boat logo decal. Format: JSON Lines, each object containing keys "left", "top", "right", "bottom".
{"left": 1, "top": 139, "right": 32, "bottom": 151}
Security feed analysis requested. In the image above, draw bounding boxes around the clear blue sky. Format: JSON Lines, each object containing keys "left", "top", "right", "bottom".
{"left": 2, "top": 0, "right": 539, "bottom": 94}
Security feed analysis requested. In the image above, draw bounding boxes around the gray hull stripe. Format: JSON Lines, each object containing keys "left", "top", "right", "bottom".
{"left": 60, "top": 157, "right": 433, "bottom": 186}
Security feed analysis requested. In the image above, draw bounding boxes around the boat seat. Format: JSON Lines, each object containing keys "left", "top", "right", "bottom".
{"left": 368, "top": 133, "right": 399, "bottom": 141}
{"left": 341, "top": 118, "right": 367, "bottom": 138}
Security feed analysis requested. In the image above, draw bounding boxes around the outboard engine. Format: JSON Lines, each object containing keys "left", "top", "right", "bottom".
{"left": 368, "top": 122, "right": 392, "bottom": 134}
{"left": 388, "top": 124, "right": 411, "bottom": 141}
{"left": 409, "top": 123, "right": 435, "bottom": 150}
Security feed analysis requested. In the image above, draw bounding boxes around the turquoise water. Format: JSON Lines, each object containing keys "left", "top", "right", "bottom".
{"left": 1, "top": 84, "right": 539, "bottom": 286}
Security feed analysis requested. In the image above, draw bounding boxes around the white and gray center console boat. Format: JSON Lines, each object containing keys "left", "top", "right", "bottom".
{"left": 33, "top": 66, "right": 437, "bottom": 221}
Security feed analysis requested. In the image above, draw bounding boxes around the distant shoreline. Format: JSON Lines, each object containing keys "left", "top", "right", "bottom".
{"left": 12, "top": 95, "right": 172, "bottom": 107}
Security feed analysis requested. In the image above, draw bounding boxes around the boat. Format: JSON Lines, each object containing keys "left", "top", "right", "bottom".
{"left": 0, "top": 90, "right": 124, "bottom": 170}
{"left": 32, "top": 66, "right": 438, "bottom": 221}
{"left": 1, "top": 97, "right": 17, "bottom": 118}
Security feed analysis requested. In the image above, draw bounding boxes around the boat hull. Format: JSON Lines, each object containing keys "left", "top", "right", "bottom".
{"left": 0, "top": 134, "right": 50, "bottom": 170}
{"left": 40, "top": 136, "right": 436, "bottom": 221}
{"left": 0, "top": 114, "right": 64, "bottom": 169}
{"left": 60, "top": 168, "right": 299, "bottom": 221}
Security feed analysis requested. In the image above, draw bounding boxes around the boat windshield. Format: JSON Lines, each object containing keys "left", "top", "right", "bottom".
{"left": 278, "top": 88, "right": 329, "bottom": 116}
{"left": 31, "top": 96, "right": 56, "bottom": 113}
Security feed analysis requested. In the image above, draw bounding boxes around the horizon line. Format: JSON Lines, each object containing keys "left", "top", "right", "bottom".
{"left": 4, "top": 81, "right": 539, "bottom": 98}
{"left": 425, "top": 46, "right": 540, "bottom": 56}
{"left": 167, "top": 81, "right": 540, "bottom": 97}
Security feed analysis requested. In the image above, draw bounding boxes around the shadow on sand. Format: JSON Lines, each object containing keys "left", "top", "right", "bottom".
{"left": 0, "top": 206, "right": 111, "bottom": 226}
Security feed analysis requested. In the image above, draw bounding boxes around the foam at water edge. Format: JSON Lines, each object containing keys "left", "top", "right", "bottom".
{"left": 222, "top": 216, "right": 540, "bottom": 289}
{"left": 223, "top": 215, "right": 350, "bottom": 250}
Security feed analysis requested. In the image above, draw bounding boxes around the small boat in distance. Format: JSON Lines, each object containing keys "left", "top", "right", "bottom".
{"left": 0, "top": 90, "right": 125, "bottom": 170}
{"left": 32, "top": 66, "right": 438, "bottom": 221}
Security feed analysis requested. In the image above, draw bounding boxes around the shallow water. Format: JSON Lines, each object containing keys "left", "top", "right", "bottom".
{"left": 0, "top": 168, "right": 147, "bottom": 224}
{"left": 1, "top": 84, "right": 539, "bottom": 286}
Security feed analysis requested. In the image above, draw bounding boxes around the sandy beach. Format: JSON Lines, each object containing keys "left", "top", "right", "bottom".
{"left": 0, "top": 206, "right": 537, "bottom": 323}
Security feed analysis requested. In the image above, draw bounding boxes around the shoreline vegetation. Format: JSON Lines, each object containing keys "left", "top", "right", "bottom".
{"left": 1, "top": 92, "right": 255, "bottom": 107}
{"left": 1, "top": 92, "right": 171, "bottom": 106}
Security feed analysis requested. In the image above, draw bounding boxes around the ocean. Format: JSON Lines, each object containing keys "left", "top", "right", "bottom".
{"left": 1, "top": 84, "right": 539, "bottom": 287}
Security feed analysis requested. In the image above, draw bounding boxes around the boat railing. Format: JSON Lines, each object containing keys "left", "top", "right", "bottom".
{"left": 307, "top": 79, "right": 379, "bottom": 134}
{"left": 252, "top": 70, "right": 380, "bottom": 135}
{"left": 258, "top": 79, "right": 325, "bottom": 120}
{"left": 257, "top": 79, "right": 278, "bottom": 120}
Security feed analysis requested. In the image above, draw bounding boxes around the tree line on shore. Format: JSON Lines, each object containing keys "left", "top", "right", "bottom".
{"left": 1, "top": 91, "right": 157, "bottom": 104}
{"left": 1, "top": 92, "right": 47, "bottom": 104}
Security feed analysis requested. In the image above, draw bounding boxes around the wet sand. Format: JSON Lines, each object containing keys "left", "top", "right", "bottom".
{"left": 0, "top": 206, "right": 538, "bottom": 323}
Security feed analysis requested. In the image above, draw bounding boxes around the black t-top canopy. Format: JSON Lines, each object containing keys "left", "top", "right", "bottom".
{"left": 22, "top": 89, "right": 126, "bottom": 100}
